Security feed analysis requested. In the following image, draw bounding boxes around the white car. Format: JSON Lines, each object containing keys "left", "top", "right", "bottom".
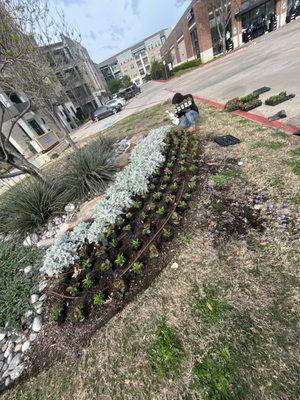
{"left": 106, "top": 98, "right": 126, "bottom": 108}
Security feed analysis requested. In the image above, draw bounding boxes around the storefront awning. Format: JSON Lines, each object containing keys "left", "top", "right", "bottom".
{"left": 236, "top": 0, "right": 269, "bottom": 17}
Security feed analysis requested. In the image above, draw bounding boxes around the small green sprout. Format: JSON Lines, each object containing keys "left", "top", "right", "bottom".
{"left": 74, "top": 306, "right": 85, "bottom": 322}
{"left": 189, "top": 165, "right": 197, "bottom": 173}
{"left": 66, "top": 286, "right": 79, "bottom": 297}
{"left": 51, "top": 306, "right": 63, "bottom": 321}
{"left": 153, "top": 192, "right": 162, "bottom": 201}
{"left": 162, "top": 228, "right": 172, "bottom": 239}
{"left": 140, "top": 211, "right": 147, "bottom": 221}
{"left": 188, "top": 180, "right": 197, "bottom": 191}
{"left": 82, "top": 275, "right": 93, "bottom": 288}
{"left": 93, "top": 293, "right": 105, "bottom": 306}
{"left": 146, "top": 202, "right": 156, "bottom": 211}
{"left": 131, "top": 238, "right": 142, "bottom": 250}
{"left": 100, "top": 259, "right": 111, "bottom": 272}
{"left": 178, "top": 200, "right": 187, "bottom": 210}
{"left": 149, "top": 244, "right": 159, "bottom": 258}
{"left": 113, "top": 278, "right": 126, "bottom": 292}
{"left": 82, "top": 258, "right": 91, "bottom": 271}
{"left": 134, "top": 200, "right": 142, "bottom": 209}
{"left": 171, "top": 181, "right": 179, "bottom": 192}
{"left": 156, "top": 206, "right": 165, "bottom": 216}
{"left": 132, "top": 262, "right": 143, "bottom": 273}
{"left": 115, "top": 253, "right": 126, "bottom": 267}
{"left": 179, "top": 166, "right": 187, "bottom": 174}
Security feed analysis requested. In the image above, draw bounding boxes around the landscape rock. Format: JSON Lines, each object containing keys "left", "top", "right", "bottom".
{"left": 39, "top": 294, "right": 47, "bottom": 302}
{"left": 14, "top": 344, "right": 21, "bottom": 353}
{"left": 8, "top": 353, "right": 21, "bottom": 370}
{"left": 5, "top": 377, "right": 10, "bottom": 386}
{"left": 171, "top": 262, "right": 179, "bottom": 270}
{"left": 6, "top": 354, "right": 12, "bottom": 365}
{"left": 65, "top": 203, "right": 75, "bottom": 213}
{"left": 29, "top": 333, "right": 37, "bottom": 342}
{"left": 30, "top": 294, "right": 39, "bottom": 304}
{"left": 32, "top": 316, "right": 42, "bottom": 332}
{"left": 36, "top": 238, "right": 54, "bottom": 249}
{"left": 23, "top": 266, "right": 32, "bottom": 274}
{"left": 21, "top": 341, "right": 30, "bottom": 352}
{"left": 0, "top": 333, "right": 6, "bottom": 342}
{"left": 38, "top": 280, "right": 48, "bottom": 292}
{"left": 23, "top": 233, "right": 39, "bottom": 247}
{"left": 10, "top": 363, "right": 25, "bottom": 380}
{"left": 4, "top": 342, "right": 13, "bottom": 358}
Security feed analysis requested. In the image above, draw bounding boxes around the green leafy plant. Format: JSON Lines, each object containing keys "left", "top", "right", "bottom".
{"left": 165, "top": 194, "right": 176, "bottom": 204}
{"left": 115, "top": 253, "right": 126, "bottom": 267}
{"left": 171, "top": 181, "right": 179, "bottom": 193}
{"left": 156, "top": 206, "right": 165, "bottom": 216}
{"left": 160, "top": 184, "right": 168, "bottom": 192}
{"left": 179, "top": 166, "right": 187, "bottom": 174}
{"left": 82, "top": 258, "right": 91, "bottom": 271}
{"left": 140, "top": 211, "right": 147, "bottom": 221}
{"left": 100, "top": 259, "right": 111, "bottom": 272}
{"left": 51, "top": 306, "right": 63, "bottom": 321}
{"left": 149, "top": 244, "right": 159, "bottom": 258}
{"left": 82, "top": 275, "right": 93, "bottom": 288}
{"left": 93, "top": 293, "right": 105, "bottom": 306}
{"left": 265, "top": 91, "right": 294, "bottom": 106}
{"left": 180, "top": 233, "right": 191, "bottom": 246}
{"left": 178, "top": 200, "right": 187, "bottom": 211}
{"left": 189, "top": 165, "right": 198, "bottom": 173}
{"left": 167, "top": 161, "right": 174, "bottom": 169}
{"left": 183, "top": 193, "right": 191, "bottom": 201}
{"left": 153, "top": 192, "right": 162, "bottom": 201}
{"left": 188, "top": 180, "right": 197, "bottom": 191}
{"left": 116, "top": 218, "right": 125, "bottom": 227}
{"left": 240, "top": 92, "right": 259, "bottom": 104}
{"left": 146, "top": 202, "right": 156, "bottom": 211}
{"left": 66, "top": 286, "right": 80, "bottom": 297}
{"left": 133, "top": 200, "right": 142, "bottom": 209}
{"left": 224, "top": 97, "right": 241, "bottom": 112}
{"left": 122, "top": 224, "right": 132, "bottom": 233}
{"left": 131, "top": 238, "right": 142, "bottom": 250}
{"left": 171, "top": 212, "right": 181, "bottom": 226}
{"left": 132, "top": 262, "right": 143, "bottom": 273}
{"left": 163, "top": 175, "right": 171, "bottom": 183}
{"left": 162, "top": 228, "right": 172, "bottom": 239}
{"left": 149, "top": 183, "right": 156, "bottom": 192}
{"left": 113, "top": 278, "right": 126, "bottom": 292}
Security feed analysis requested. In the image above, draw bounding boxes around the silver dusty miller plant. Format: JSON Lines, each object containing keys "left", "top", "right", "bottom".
{"left": 41, "top": 125, "right": 170, "bottom": 276}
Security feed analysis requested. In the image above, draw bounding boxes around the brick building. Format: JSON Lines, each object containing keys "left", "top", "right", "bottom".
{"left": 161, "top": 0, "right": 291, "bottom": 68}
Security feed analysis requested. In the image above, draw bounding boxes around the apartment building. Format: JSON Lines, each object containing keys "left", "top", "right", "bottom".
{"left": 161, "top": 0, "right": 289, "bottom": 68}
{"left": 43, "top": 36, "right": 108, "bottom": 119}
{"left": 98, "top": 29, "right": 171, "bottom": 87}
{"left": 0, "top": 88, "right": 79, "bottom": 157}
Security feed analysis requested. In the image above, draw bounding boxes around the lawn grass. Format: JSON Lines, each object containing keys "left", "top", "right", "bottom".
{"left": 3, "top": 102, "right": 300, "bottom": 400}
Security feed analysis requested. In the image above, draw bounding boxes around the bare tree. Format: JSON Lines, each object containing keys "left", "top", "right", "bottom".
{"left": 0, "top": 0, "right": 79, "bottom": 182}
{"left": 207, "top": 0, "right": 238, "bottom": 54}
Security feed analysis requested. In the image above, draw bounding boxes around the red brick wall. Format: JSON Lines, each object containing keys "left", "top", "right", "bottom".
{"left": 182, "top": 19, "right": 194, "bottom": 59}
{"left": 231, "top": 0, "right": 242, "bottom": 36}
{"left": 194, "top": 1, "right": 212, "bottom": 53}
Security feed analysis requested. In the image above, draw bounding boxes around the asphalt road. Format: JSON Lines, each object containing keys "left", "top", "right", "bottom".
{"left": 73, "top": 18, "right": 300, "bottom": 143}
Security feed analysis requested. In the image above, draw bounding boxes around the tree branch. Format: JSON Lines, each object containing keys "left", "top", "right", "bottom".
{"left": 0, "top": 170, "right": 26, "bottom": 179}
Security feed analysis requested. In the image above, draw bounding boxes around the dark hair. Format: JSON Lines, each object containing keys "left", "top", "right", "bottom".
{"left": 172, "top": 93, "right": 184, "bottom": 105}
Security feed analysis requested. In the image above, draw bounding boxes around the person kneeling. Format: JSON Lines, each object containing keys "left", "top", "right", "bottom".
{"left": 172, "top": 92, "right": 199, "bottom": 132}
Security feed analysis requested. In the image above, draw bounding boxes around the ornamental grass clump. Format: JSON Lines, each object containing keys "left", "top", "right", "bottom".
{"left": 0, "top": 177, "right": 67, "bottom": 235}
{"left": 62, "top": 137, "right": 118, "bottom": 202}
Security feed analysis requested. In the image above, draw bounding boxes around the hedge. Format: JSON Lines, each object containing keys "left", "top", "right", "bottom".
{"left": 172, "top": 59, "right": 201, "bottom": 74}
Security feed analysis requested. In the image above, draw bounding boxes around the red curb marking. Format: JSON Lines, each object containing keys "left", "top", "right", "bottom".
{"left": 164, "top": 88, "right": 300, "bottom": 136}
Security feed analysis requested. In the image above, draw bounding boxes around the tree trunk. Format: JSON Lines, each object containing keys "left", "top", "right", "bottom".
{"left": 45, "top": 108, "right": 77, "bottom": 150}
{"left": 8, "top": 152, "right": 48, "bottom": 183}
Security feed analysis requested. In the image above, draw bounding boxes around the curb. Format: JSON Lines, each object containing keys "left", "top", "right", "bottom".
{"left": 165, "top": 89, "right": 300, "bottom": 136}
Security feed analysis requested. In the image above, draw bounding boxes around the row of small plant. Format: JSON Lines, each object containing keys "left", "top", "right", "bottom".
{"left": 50, "top": 129, "right": 202, "bottom": 324}
{"left": 265, "top": 91, "right": 295, "bottom": 106}
{"left": 224, "top": 92, "right": 262, "bottom": 112}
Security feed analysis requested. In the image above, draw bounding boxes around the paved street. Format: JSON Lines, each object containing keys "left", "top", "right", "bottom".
{"left": 73, "top": 18, "right": 300, "bottom": 143}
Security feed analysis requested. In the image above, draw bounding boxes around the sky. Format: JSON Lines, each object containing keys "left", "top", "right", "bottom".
{"left": 51, "top": 0, "right": 190, "bottom": 63}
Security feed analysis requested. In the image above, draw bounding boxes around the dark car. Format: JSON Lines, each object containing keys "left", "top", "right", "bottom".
{"left": 91, "top": 106, "right": 116, "bottom": 122}
{"left": 117, "top": 84, "right": 141, "bottom": 101}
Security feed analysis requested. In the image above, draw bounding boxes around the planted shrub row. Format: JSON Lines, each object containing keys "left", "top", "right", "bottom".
{"left": 172, "top": 59, "right": 201, "bottom": 74}
{"left": 49, "top": 129, "right": 203, "bottom": 324}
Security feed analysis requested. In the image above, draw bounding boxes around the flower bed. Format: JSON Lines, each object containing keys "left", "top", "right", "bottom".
{"left": 239, "top": 99, "right": 262, "bottom": 112}
{"left": 265, "top": 91, "right": 295, "bottom": 106}
{"left": 48, "top": 129, "right": 202, "bottom": 324}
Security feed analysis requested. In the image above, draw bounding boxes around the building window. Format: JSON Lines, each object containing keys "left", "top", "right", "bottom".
{"left": 28, "top": 119, "right": 44, "bottom": 136}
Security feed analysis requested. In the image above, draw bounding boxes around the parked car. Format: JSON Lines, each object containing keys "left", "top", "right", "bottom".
{"left": 117, "top": 84, "right": 141, "bottom": 101}
{"left": 106, "top": 98, "right": 125, "bottom": 109}
{"left": 91, "top": 105, "right": 117, "bottom": 122}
